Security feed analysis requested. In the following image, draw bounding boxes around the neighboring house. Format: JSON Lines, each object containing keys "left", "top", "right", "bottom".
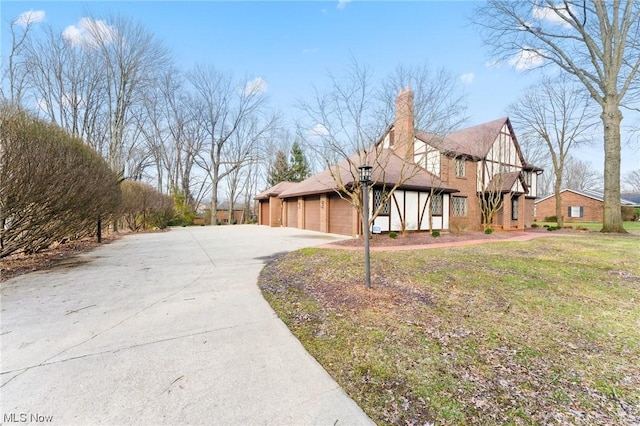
{"left": 256, "top": 87, "right": 542, "bottom": 236}
{"left": 215, "top": 209, "right": 246, "bottom": 225}
{"left": 535, "top": 188, "right": 638, "bottom": 222}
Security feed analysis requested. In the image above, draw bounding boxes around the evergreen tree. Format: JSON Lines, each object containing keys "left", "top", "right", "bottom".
{"left": 266, "top": 150, "right": 290, "bottom": 186}
{"left": 289, "top": 141, "right": 310, "bottom": 182}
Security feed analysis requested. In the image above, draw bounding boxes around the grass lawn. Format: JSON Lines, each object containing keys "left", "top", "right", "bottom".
{"left": 259, "top": 234, "right": 640, "bottom": 425}
{"left": 535, "top": 221, "right": 640, "bottom": 232}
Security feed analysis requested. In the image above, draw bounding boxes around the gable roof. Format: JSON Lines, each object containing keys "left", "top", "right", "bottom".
{"left": 535, "top": 188, "right": 638, "bottom": 205}
{"left": 278, "top": 148, "right": 457, "bottom": 199}
{"left": 255, "top": 181, "right": 298, "bottom": 200}
{"left": 442, "top": 117, "right": 510, "bottom": 158}
{"left": 621, "top": 193, "right": 640, "bottom": 206}
{"left": 486, "top": 171, "right": 528, "bottom": 194}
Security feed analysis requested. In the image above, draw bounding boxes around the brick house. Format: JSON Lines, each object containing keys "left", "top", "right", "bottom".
{"left": 535, "top": 188, "right": 638, "bottom": 222}
{"left": 257, "top": 87, "right": 542, "bottom": 236}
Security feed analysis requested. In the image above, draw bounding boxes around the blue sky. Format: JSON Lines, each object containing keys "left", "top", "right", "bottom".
{"left": 2, "top": 0, "right": 638, "bottom": 176}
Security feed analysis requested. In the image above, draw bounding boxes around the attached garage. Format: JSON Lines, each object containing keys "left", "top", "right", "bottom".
{"left": 286, "top": 200, "right": 298, "bottom": 228}
{"left": 259, "top": 201, "right": 270, "bottom": 226}
{"left": 329, "top": 194, "right": 354, "bottom": 235}
{"left": 254, "top": 182, "right": 297, "bottom": 227}
{"left": 304, "top": 196, "right": 321, "bottom": 231}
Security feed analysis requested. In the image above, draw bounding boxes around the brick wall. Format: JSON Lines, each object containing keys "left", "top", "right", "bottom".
{"left": 535, "top": 191, "right": 603, "bottom": 222}
{"left": 443, "top": 155, "right": 484, "bottom": 230}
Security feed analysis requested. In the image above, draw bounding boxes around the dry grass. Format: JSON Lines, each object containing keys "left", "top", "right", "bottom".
{"left": 259, "top": 234, "right": 640, "bottom": 425}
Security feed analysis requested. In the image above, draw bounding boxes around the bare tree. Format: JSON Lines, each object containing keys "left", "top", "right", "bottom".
{"left": 477, "top": 139, "right": 523, "bottom": 231}
{"left": 83, "top": 13, "right": 171, "bottom": 175}
{"left": 563, "top": 155, "right": 603, "bottom": 191}
{"left": 379, "top": 62, "right": 469, "bottom": 135}
{"left": 296, "top": 60, "right": 426, "bottom": 232}
{"left": 473, "top": 1, "right": 640, "bottom": 232}
{"left": 510, "top": 75, "right": 595, "bottom": 227}
{"left": 187, "top": 65, "right": 277, "bottom": 225}
{"left": 2, "top": 12, "right": 40, "bottom": 104}
{"left": 623, "top": 169, "right": 640, "bottom": 192}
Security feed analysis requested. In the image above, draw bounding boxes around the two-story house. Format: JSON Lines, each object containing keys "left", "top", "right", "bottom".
{"left": 256, "top": 87, "right": 542, "bottom": 236}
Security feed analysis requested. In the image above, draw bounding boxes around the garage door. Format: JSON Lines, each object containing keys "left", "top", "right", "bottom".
{"left": 329, "top": 195, "right": 353, "bottom": 235}
{"left": 304, "top": 196, "right": 321, "bottom": 232}
{"left": 260, "top": 201, "right": 270, "bottom": 226}
{"left": 286, "top": 200, "right": 297, "bottom": 228}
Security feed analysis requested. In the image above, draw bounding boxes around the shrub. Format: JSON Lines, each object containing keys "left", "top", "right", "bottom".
{"left": 544, "top": 215, "right": 558, "bottom": 222}
{"left": 531, "top": 223, "right": 539, "bottom": 228}
{"left": 169, "top": 190, "right": 196, "bottom": 226}
{"left": 120, "top": 181, "right": 174, "bottom": 231}
{"left": 389, "top": 231, "right": 398, "bottom": 239}
{"left": 0, "top": 106, "right": 121, "bottom": 257}
{"left": 484, "top": 228, "right": 494, "bottom": 234}
{"left": 547, "top": 226, "right": 560, "bottom": 231}
{"left": 431, "top": 230, "right": 440, "bottom": 238}
{"left": 621, "top": 206, "right": 636, "bottom": 222}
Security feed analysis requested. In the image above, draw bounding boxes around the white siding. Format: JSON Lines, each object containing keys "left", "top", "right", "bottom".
{"left": 371, "top": 190, "right": 449, "bottom": 232}
{"left": 414, "top": 140, "right": 440, "bottom": 175}
{"left": 382, "top": 132, "right": 391, "bottom": 148}
{"left": 390, "top": 191, "right": 405, "bottom": 231}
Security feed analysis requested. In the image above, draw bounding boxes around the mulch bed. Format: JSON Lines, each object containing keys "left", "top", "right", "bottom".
{"left": 330, "top": 227, "right": 563, "bottom": 248}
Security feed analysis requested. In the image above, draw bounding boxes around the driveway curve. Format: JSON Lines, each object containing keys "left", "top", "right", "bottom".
{"left": 1, "top": 225, "right": 373, "bottom": 425}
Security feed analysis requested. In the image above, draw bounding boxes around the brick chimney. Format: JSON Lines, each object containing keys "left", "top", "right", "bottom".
{"left": 393, "top": 86, "right": 415, "bottom": 160}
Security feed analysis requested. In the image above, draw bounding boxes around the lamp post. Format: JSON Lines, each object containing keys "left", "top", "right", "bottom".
{"left": 358, "top": 165, "right": 372, "bottom": 289}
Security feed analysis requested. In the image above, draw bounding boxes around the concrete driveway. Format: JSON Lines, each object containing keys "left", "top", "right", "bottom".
{"left": 1, "top": 225, "right": 373, "bottom": 425}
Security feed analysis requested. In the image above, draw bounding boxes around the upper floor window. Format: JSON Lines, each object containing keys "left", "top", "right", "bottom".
{"left": 430, "top": 194, "right": 443, "bottom": 216}
{"left": 455, "top": 158, "right": 466, "bottom": 178}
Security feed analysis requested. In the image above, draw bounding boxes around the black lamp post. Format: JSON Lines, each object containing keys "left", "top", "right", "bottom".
{"left": 358, "top": 165, "right": 373, "bottom": 289}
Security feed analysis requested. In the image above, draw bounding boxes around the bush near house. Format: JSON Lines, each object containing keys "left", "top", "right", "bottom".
{"left": 0, "top": 106, "right": 121, "bottom": 258}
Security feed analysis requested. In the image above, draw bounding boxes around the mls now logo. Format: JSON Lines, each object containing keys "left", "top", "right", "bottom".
{"left": 3, "top": 413, "right": 54, "bottom": 423}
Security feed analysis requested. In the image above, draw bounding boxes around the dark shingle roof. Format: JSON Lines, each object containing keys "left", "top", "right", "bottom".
{"left": 278, "top": 148, "right": 457, "bottom": 199}
{"left": 254, "top": 181, "right": 298, "bottom": 200}
{"left": 535, "top": 188, "right": 639, "bottom": 205}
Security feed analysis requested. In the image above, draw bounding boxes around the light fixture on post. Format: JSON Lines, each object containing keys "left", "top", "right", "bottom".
{"left": 358, "top": 165, "right": 373, "bottom": 289}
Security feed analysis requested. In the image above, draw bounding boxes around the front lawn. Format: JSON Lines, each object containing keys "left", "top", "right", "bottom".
{"left": 534, "top": 221, "right": 640, "bottom": 233}
{"left": 259, "top": 234, "right": 640, "bottom": 425}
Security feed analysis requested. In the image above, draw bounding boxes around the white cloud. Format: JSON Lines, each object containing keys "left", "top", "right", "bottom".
{"left": 337, "top": 0, "right": 352, "bottom": 10}
{"left": 243, "top": 77, "right": 268, "bottom": 96}
{"left": 15, "top": 10, "right": 45, "bottom": 27}
{"left": 302, "top": 48, "right": 319, "bottom": 55}
{"left": 532, "top": 4, "right": 573, "bottom": 28}
{"left": 460, "top": 73, "right": 475, "bottom": 85}
{"left": 310, "top": 123, "right": 330, "bottom": 137}
{"left": 62, "top": 25, "right": 82, "bottom": 45}
{"left": 509, "top": 48, "right": 545, "bottom": 71}
{"left": 62, "top": 17, "right": 116, "bottom": 48}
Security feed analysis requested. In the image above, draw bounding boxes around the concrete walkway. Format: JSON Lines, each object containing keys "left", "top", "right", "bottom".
{"left": 1, "top": 226, "right": 373, "bottom": 425}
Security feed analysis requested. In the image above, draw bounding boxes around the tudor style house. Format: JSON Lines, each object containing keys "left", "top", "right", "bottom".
{"left": 256, "top": 87, "right": 542, "bottom": 236}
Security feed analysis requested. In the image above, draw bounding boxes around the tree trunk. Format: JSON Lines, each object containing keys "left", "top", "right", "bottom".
{"left": 554, "top": 176, "right": 563, "bottom": 228}
{"left": 210, "top": 186, "right": 218, "bottom": 226}
{"left": 600, "top": 103, "right": 626, "bottom": 233}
